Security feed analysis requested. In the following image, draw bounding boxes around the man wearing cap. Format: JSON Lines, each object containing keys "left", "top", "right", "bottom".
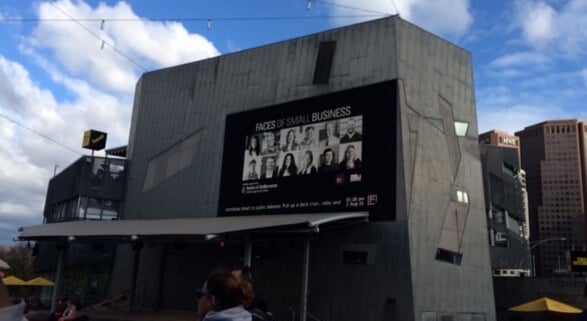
{"left": 0, "top": 258, "right": 28, "bottom": 321}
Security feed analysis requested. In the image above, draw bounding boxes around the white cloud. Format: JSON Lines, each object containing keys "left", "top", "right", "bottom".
{"left": 0, "top": 0, "right": 221, "bottom": 245}
{"left": 30, "top": 0, "right": 220, "bottom": 94}
{"left": 514, "top": 0, "right": 587, "bottom": 56}
{"left": 477, "top": 103, "right": 567, "bottom": 135}
{"left": 327, "top": 0, "right": 473, "bottom": 38}
{"left": 0, "top": 57, "right": 56, "bottom": 117}
{"left": 489, "top": 51, "right": 550, "bottom": 68}
{"left": 517, "top": 1, "right": 556, "bottom": 48}
{"left": 476, "top": 66, "right": 587, "bottom": 135}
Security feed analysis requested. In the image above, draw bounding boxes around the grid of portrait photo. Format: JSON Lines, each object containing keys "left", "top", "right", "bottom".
{"left": 242, "top": 115, "right": 363, "bottom": 181}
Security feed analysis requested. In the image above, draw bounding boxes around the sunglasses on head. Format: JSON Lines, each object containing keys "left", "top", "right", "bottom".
{"left": 196, "top": 290, "right": 212, "bottom": 299}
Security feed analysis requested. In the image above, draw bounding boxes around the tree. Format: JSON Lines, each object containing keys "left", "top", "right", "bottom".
{"left": 0, "top": 244, "right": 35, "bottom": 279}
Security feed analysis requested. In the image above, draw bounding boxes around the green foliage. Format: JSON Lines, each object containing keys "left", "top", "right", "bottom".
{"left": 0, "top": 244, "right": 35, "bottom": 279}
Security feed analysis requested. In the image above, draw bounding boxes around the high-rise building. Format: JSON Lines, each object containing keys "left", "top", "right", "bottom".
{"left": 479, "top": 130, "right": 531, "bottom": 277}
{"left": 516, "top": 120, "right": 587, "bottom": 276}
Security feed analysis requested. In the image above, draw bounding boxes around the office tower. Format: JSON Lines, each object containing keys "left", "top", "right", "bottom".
{"left": 516, "top": 120, "right": 587, "bottom": 275}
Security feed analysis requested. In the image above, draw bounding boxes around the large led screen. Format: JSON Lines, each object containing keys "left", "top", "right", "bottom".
{"left": 218, "top": 80, "right": 396, "bottom": 220}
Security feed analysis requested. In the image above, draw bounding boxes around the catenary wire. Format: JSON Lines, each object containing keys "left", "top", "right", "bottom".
{"left": 47, "top": 2, "right": 147, "bottom": 71}
{"left": 0, "top": 113, "right": 83, "bottom": 156}
{"left": 0, "top": 14, "right": 386, "bottom": 23}
{"left": 313, "top": 0, "right": 392, "bottom": 16}
{"left": 0, "top": 2, "right": 388, "bottom": 157}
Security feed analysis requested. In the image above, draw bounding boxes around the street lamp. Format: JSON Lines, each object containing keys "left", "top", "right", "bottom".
{"left": 530, "top": 237, "right": 566, "bottom": 277}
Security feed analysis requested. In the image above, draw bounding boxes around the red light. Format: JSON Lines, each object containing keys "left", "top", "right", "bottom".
{"left": 220, "top": 241, "right": 225, "bottom": 248}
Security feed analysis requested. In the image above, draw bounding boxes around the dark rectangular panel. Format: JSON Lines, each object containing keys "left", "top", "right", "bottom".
{"left": 435, "top": 248, "right": 463, "bottom": 265}
{"left": 218, "top": 81, "right": 397, "bottom": 220}
{"left": 313, "top": 41, "right": 336, "bottom": 84}
{"left": 342, "top": 251, "right": 368, "bottom": 264}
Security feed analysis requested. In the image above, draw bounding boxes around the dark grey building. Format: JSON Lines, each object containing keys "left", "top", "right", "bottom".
{"left": 43, "top": 155, "right": 126, "bottom": 223}
{"left": 479, "top": 130, "right": 531, "bottom": 277}
{"left": 22, "top": 16, "right": 496, "bottom": 321}
{"left": 110, "top": 16, "right": 495, "bottom": 320}
{"left": 36, "top": 153, "right": 126, "bottom": 306}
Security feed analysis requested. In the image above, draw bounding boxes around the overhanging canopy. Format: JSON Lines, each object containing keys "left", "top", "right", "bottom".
{"left": 25, "top": 276, "right": 55, "bottom": 287}
{"left": 509, "top": 297, "right": 583, "bottom": 314}
{"left": 2, "top": 275, "right": 26, "bottom": 286}
{"left": 18, "top": 212, "right": 368, "bottom": 242}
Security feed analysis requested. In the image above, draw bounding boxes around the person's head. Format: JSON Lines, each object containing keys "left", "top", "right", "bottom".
{"left": 304, "top": 126, "right": 314, "bottom": 140}
{"left": 284, "top": 153, "right": 294, "bottom": 167}
{"left": 265, "top": 132, "right": 275, "bottom": 146}
{"left": 303, "top": 151, "right": 313, "bottom": 166}
{"left": 346, "top": 119, "right": 356, "bottom": 135}
{"left": 323, "top": 148, "right": 334, "bottom": 165}
{"left": 231, "top": 266, "right": 251, "bottom": 282}
{"left": 197, "top": 270, "right": 246, "bottom": 317}
{"left": 66, "top": 298, "right": 77, "bottom": 307}
{"left": 266, "top": 157, "right": 275, "bottom": 170}
{"left": 248, "top": 159, "right": 257, "bottom": 172}
{"left": 286, "top": 129, "right": 296, "bottom": 144}
{"left": 344, "top": 145, "right": 356, "bottom": 160}
{"left": 231, "top": 266, "right": 254, "bottom": 307}
{"left": 325, "top": 122, "right": 335, "bottom": 137}
{"left": 249, "top": 136, "right": 259, "bottom": 148}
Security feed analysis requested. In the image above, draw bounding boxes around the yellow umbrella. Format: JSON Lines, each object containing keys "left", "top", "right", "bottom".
{"left": 2, "top": 275, "right": 27, "bottom": 286}
{"left": 509, "top": 297, "right": 582, "bottom": 314}
{"left": 25, "top": 276, "right": 55, "bottom": 287}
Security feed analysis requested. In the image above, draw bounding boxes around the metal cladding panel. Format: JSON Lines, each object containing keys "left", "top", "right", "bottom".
{"left": 395, "top": 19, "right": 496, "bottom": 320}
{"left": 309, "top": 222, "right": 414, "bottom": 321}
{"left": 123, "top": 17, "right": 399, "bottom": 221}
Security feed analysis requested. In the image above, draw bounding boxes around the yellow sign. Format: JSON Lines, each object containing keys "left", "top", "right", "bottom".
{"left": 82, "top": 131, "right": 91, "bottom": 147}
{"left": 572, "top": 256, "right": 587, "bottom": 266}
{"left": 569, "top": 250, "right": 587, "bottom": 272}
{"left": 82, "top": 130, "right": 108, "bottom": 150}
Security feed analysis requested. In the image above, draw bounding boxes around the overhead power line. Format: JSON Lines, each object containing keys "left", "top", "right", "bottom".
{"left": 313, "top": 0, "right": 392, "bottom": 16}
{"left": 0, "top": 2, "right": 393, "bottom": 73}
{"left": 46, "top": 2, "right": 147, "bottom": 72}
{"left": 0, "top": 14, "right": 386, "bottom": 23}
{"left": 389, "top": 0, "right": 401, "bottom": 16}
{"left": 0, "top": 113, "right": 82, "bottom": 156}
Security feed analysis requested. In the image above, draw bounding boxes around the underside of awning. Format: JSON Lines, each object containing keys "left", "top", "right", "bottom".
{"left": 18, "top": 212, "right": 369, "bottom": 242}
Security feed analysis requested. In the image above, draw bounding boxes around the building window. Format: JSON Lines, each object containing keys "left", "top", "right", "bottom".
{"left": 494, "top": 231, "right": 509, "bottom": 248}
{"left": 456, "top": 313, "right": 486, "bottom": 321}
{"left": 435, "top": 248, "right": 462, "bottom": 265}
{"left": 456, "top": 190, "right": 469, "bottom": 203}
{"left": 454, "top": 121, "right": 469, "bottom": 137}
{"left": 422, "top": 312, "right": 437, "bottom": 321}
{"left": 313, "top": 41, "right": 336, "bottom": 84}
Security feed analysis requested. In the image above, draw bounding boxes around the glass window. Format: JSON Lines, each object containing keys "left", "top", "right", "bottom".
{"left": 456, "top": 190, "right": 469, "bottom": 203}
{"left": 454, "top": 121, "right": 469, "bottom": 137}
{"left": 86, "top": 198, "right": 102, "bottom": 220}
{"left": 78, "top": 197, "right": 88, "bottom": 220}
{"left": 108, "top": 158, "right": 125, "bottom": 181}
{"left": 422, "top": 312, "right": 437, "bottom": 321}
{"left": 101, "top": 200, "right": 119, "bottom": 220}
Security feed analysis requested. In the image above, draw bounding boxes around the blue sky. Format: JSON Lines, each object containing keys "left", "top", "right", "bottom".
{"left": 0, "top": 0, "right": 586, "bottom": 245}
